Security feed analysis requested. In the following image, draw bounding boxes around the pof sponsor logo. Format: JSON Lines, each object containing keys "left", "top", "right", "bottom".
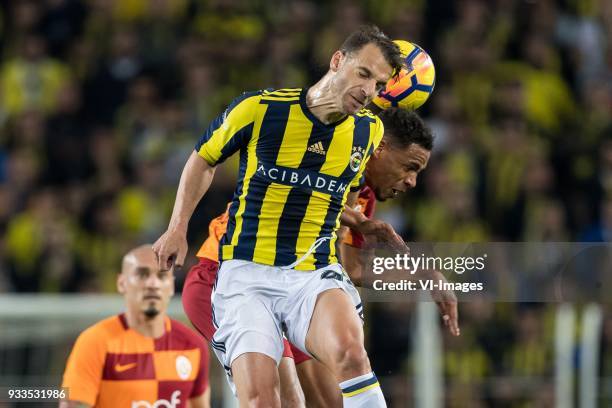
{"left": 132, "top": 391, "right": 181, "bottom": 408}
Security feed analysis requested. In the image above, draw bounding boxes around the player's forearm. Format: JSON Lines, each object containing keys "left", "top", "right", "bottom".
{"left": 168, "top": 151, "right": 216, "bottom": 232}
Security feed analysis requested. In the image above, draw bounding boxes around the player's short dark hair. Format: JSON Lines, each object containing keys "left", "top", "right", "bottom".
{"left": 340, "top": 25, "right": 404, "bottom": 76}
{"left": 378, "top": 107, "right": 434, "bottom": 151}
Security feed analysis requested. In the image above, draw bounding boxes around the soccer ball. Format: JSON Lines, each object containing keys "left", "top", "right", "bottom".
{"left": 372, "top": 40, "right": 436, "bottom": 111}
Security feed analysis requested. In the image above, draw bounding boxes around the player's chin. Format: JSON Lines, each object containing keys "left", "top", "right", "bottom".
{"left": 143, "top": 303, "right": 161, "bottom": 318}
{"left": 343, "top": 97, "right": 364, "bottom": 114}
{"left": 342, "top": 103, "right": 360, "bottom": 115}
{"left": 374, "top": 190, "right": 389, "bottom": 202}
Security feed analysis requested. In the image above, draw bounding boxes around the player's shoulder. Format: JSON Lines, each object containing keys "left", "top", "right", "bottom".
{"left": 227, "top": 88, "right": 301, "bottom": 112}
{"left": 220, "top": 90, "right": 268, "bottom": 121}
{"left": 260, "top": 87, "right": 302, "bottom": 103}
{"left": 73, "top": 315, "right": 125, "bottom": 350}
{"left": 167, "top": 319, "right": 207, "bottom": 350}
{"left": 353, "top": 107, "right": 380, "bottom": 124}
{"left": 229, "top": 89, "right": 266, "bottom": 107}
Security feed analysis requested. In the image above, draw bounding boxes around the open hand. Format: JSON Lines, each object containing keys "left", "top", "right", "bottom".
{"left": 427, "top": 270, "right": 460, "bottom": 336}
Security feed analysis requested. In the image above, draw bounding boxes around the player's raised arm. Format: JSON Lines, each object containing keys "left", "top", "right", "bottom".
{"left": 153, "top": 152, "right": 216, "bottom": 270}
{"left": 154, "top": 91, "right": 261, "bottom": 270}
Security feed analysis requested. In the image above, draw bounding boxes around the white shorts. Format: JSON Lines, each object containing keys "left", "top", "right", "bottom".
{"left": 210, "top": 259, "right": 362, "bottom": 376}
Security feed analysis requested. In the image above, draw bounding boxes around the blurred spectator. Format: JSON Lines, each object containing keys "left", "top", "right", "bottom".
{"left": 117, "top": 156, "right": 172, "bottom": 242}
{"left": 39, "top": 0, "right": 86, "bottom": 59}
{"left": 83, "top": 27, "right": 143, "bottom": 124}
{"left": 181, "top": 61, "right": 220, "bottom": 131}
{"left": 44, "top": 81, "right": 93, "bottom": 185}
{"left": 138, "top": 0, "right": 188, "bottom": 67}
{"left": 115, "top": 75, "right": 161, "bottom": 151}
{"left": 1, "top": 0, "right": 44, "bottom": 57}
{"left": 5, "top": 189, "right": 85, "bottom": 292}
{"left": 88, "top": 126, "right": 125, "bottom": 193}
{"left": 0, "top": 34, "right": 70, "bottom": 118}
{"left": 312, "top": 0, "right": 365, "bottom": 69}
{"left": 78, "top": 192, "right": 132, "bottom": 292}
{"left": 3, "top": 147, "right": 40, "bottom": 205}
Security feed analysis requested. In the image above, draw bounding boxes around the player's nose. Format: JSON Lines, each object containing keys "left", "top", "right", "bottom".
{"left": 362, "top": 80, "right": 377, "bottom": 99}
{"left": 145, "top": 274, "right": 162, "bottom": 288}
{"left": 404, "top": 173, "right": 417, "bottom": 189}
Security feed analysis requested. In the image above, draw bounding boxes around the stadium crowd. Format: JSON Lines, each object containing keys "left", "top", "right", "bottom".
{"left": 0, "top": 0, "right": 610, "bottom": 406}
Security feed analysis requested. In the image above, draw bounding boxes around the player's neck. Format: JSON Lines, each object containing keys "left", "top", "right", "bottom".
{"left": 307, "top": 76, "right": 346, "bottom": 125}
{"left": 125, "top": 309, "right": 166, "bottom": 338}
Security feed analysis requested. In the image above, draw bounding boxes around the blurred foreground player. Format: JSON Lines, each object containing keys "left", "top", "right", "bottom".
{"left": 60, "top": 245, "right": 210, "bottom": 408}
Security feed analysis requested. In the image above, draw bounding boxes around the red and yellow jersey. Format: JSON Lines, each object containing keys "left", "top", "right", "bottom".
{"left": 343, "top": 185, "right": 376, "bottom": 249}
{"left": 62, "top": 314, "right": 208, "bottom": 407}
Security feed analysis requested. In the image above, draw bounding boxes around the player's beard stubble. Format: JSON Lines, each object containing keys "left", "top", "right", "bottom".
{"left": 143, "top": 302, "right": 160, "bottom": 318}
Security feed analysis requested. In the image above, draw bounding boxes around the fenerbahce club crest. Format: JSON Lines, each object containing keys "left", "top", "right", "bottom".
{"left": 350, "top": 146, "right": 365, "bottom": 172}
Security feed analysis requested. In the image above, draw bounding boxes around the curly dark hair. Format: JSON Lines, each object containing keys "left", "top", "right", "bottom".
{"left": 378, "top": 107, "right": 434, "bottom": 150}
{"left": 340, "top": 25, "right": 404, "bottom": 76}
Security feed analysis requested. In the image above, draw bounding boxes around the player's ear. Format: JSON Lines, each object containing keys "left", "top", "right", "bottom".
{"left": 374, "top": 139, "right": 387, "bottom": 157}
{"left": 330, "top": 50, "right": 344, "bottom": 72}
{"left": 117, "top": 273, "right": 126, "bottom": 294}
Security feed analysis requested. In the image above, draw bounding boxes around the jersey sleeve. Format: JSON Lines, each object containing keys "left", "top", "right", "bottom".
{"left": 61, "top": 326, "right": 106, "bottom": 405}
{"left": 195, "top": 91, "right": 262, "bottom": 166}
{"left": 349, "top": 117, "right": 384, "bottom": 190}
{"left": 196, "top": 207, "right": 230, "bottom": 261}
{"left": 343, "top": 187, "right": 376, "bottom": 248}
{"left": 190, "top": 341, "right": 210, "bottom": 397}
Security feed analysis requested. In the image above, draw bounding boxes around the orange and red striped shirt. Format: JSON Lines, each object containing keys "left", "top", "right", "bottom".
{"left": 62, "top": 314, "right": 208, "bottom": 407}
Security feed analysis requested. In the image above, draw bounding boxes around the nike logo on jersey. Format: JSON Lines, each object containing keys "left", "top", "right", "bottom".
{"left": 307, "top": 141, "right": 326, "bottom": 155}
{"left": 115, "top": 362, "right": 137, "bottom": 372}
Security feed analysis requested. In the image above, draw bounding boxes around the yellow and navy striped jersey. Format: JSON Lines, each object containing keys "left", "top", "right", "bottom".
{"left": 195, "top": 88, "right": 383, "bottom": 271}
